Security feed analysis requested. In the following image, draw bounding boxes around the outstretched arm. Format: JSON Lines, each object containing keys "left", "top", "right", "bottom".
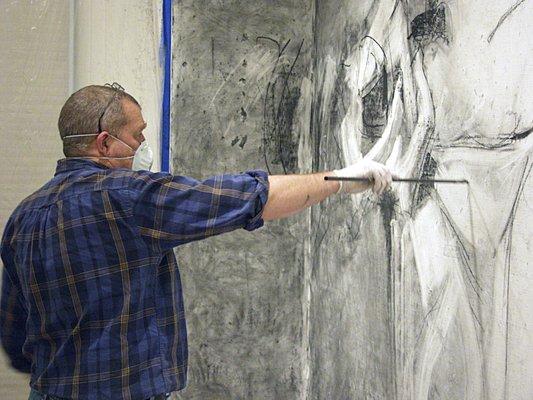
{"left": 263, "top": 160, "right": 392, "bottom": 221}
{"left": 262, "top": 172, "right": 339, "bottom": 220}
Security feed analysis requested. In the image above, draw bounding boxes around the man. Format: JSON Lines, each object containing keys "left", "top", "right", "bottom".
{"left": 0, "top": 84, "right": 392, "bottom": 400}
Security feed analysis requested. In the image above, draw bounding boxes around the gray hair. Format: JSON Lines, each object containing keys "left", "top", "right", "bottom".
{"left": 58, "top": 84, "right": 140, "bottom": 156}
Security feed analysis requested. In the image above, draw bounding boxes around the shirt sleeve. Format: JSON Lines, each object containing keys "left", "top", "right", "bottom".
{"left": 129, "top": 170, "right": 269, "bottom": 252}
{"left": 0, "top": 230, "right": 31, "bottom": 373}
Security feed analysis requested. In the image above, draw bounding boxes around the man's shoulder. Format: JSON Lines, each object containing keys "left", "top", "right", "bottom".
{"left": 9, "top": 177, "right": 59, "bottom": 217}
{"left": 10, "top": 168, "right": 142, "bottom": 215}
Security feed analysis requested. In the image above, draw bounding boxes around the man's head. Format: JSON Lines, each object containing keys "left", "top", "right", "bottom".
{"left": 58, "top": 84, "right": 147, "bottom": 169}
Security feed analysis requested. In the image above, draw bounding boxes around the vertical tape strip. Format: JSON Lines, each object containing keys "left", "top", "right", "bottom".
{"left": 161, "top": 0, "right": 172, "bottom": 172}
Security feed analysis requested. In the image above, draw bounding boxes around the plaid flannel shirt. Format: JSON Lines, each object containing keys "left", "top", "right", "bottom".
{"left": 0, "top": 158, "right": 269, "bottom": 400}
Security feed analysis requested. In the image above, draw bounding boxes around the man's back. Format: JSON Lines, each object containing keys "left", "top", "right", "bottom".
{"left": 1, "top": 158, "right": 268, "bottom": 399}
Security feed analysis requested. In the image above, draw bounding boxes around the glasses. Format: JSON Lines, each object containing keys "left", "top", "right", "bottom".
{"left": 97, "top": 82, "right": 125, "bottom": 133}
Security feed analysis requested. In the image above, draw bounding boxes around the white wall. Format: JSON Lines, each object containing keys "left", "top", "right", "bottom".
{"left": 0, "top": 2, "right": 70, "bottom": 398}
{"left": 74, "top": 0, "right": 164, "bottom": 171}
{"left": 0, "top": 2, "right": 165, "bottom": 398}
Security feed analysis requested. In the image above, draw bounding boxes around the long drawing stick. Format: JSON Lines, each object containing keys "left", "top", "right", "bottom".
{"left": 324, "top": 176, "right": 469, "bottom": 184}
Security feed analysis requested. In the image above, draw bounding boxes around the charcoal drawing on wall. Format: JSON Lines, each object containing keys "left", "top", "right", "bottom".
{"left": 172, "top": 1, "right": 532, "bottom": 399}
{"left": 172, "top": 2, "right": 314, "bottom": 399}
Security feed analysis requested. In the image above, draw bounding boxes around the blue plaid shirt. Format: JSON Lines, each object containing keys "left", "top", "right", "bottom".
{"left": 0, "top": 158, "right": 269, "bottom": 400}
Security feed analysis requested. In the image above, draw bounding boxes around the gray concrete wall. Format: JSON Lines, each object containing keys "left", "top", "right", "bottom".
{"left": 171, "top": 1, "right": 314, "bottom": 399}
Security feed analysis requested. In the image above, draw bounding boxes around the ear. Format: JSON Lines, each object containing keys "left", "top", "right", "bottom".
{"left": 95, "top": 132, "right": 112, "bottom": 155}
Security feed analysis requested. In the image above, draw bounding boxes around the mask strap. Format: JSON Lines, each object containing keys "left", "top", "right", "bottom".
{"left": 62, "top": 133, "right": 135, "bottom": 160}
{"left": 62, "top": 133, "right": 99, "bottom": 139}
{"left": 107, "top": 134, "right": 135, "bottom": 152}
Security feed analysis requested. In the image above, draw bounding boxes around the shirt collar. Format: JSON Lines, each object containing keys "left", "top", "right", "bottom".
{"left": 54, "top": 158, "right": 110, "bottom": 176}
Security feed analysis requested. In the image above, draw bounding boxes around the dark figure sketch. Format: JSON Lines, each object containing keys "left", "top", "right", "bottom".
{"left": 328, "top": 0, "right": 532, "bottom": 399}
{"left": 334, "top": 1, "right": 483, "bottom": 398}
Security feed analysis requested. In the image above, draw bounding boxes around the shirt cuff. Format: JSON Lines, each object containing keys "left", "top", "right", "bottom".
{"left": 243, "top": 170, "right": 269, "bottom": 231}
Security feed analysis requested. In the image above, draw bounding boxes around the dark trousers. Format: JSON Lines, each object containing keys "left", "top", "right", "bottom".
{"left": 29, "top": 388, "right": 172, "bottom": 400}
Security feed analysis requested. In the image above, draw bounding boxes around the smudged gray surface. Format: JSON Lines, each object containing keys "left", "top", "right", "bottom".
{"left": 172, "top": 1, "right": 533, "bottom": 399}
{"left": 172, "top": 1, "right": 314, "bottom": 399}
{"left": 309, "top": 2, "right": 396, "bottom": 398}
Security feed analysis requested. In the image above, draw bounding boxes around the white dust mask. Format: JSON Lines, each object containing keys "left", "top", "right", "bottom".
{"left": 131, "top": 141, "right": 154, "bottom": 171}
{"left": 62, "top": 133, "right": 154, "bottom": 171}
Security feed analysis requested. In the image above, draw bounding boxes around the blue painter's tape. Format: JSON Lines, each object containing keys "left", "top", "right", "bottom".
{"left": 161, "top": 0, "right": 171, "bottom": 172}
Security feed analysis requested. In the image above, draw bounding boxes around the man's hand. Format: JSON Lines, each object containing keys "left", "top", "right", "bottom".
{"left": 262, "top": 160, "right": 393, "bottom": 221}
{"left": 334, "top": 159, "right": 393, "bottom": 195}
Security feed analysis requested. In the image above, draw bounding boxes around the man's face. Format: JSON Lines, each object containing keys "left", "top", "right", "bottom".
{"left": 104, "top": 100, "right": 147, "bottom": 169}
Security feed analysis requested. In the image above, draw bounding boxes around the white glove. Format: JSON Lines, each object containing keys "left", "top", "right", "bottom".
{"left": 333, "top": 159, "right": 393, "bottom": 195}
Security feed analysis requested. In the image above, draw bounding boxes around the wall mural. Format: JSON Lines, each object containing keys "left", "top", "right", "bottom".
{"left": 173, "top": 1, "right": 532, "bottom": 399}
